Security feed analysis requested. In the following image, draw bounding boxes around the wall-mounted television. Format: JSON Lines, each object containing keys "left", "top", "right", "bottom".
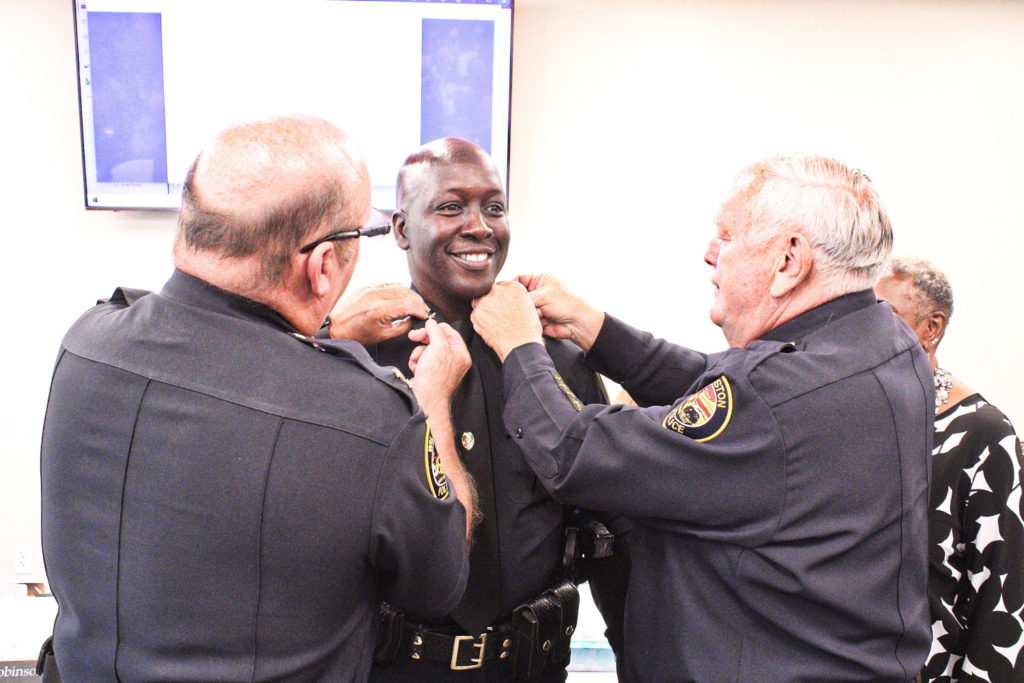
{"left": 73, "top": 0, "right": 514, "bottom": 210}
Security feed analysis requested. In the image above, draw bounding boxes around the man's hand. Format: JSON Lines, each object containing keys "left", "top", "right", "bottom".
{"left": 407, "top": 319, "right": 477, "bottom": 540}
{"left": 470, "top": 280, "right": 545, "bottom": 362}
{"left": 516, "top": 274, "right": 605, "bottom": 352}
{"left": 407, "top": 319, "right": 472, "bottom": 408}
{"left": 327, "top": 283, "right": 429, "bottom": 345}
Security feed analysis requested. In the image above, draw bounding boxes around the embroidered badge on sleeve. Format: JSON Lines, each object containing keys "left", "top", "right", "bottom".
{"left": 663, "top": 376, "right": 733, "bottom": 442}
{"left": 424, "top": 421, "right": 450, "bottom": 500}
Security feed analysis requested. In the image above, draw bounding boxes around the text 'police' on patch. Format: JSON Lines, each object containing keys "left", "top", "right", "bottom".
{"left": 663, "top": 376, "right": 733, "bottom": 442}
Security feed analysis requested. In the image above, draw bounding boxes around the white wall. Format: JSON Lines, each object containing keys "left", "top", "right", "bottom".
{"left": 1, "top": 0, "right": 1022, "bottom": 582}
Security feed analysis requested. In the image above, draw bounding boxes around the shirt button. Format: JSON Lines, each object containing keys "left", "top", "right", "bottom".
{"left": 515, "top": 428, "right": 524, "bottom": 439}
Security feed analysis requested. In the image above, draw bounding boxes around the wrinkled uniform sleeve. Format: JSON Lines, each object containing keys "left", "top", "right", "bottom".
{"left": 502, "top": 341, "right": 785, "bottom": 541}
{"left": 549, "top": 339, "right": 631, "bottom": 667}
{"left": 584, "top": 314, "right": 709, "bottom": 406}
{"left": 370, "top": 414, "right": 469, "bottom": 619}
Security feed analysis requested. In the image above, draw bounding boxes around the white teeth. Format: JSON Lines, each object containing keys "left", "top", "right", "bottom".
{"left": 456, "top": 253, "right": 489, "bottom": 263}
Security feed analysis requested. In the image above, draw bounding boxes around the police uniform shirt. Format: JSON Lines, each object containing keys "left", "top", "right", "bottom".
{"left": 367, "top": 305, "right": 610, "bottom": 634}
{"left": 500, "top": 290, "right": 933, "bottom": 682}
{"left": 41, "top": 270, "right": 469, "bottom": 682}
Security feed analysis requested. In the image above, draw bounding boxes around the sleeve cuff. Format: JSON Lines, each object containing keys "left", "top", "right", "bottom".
{"left": 503, "top": 342, "right": 556, "bottom": 402}
{"left": 584, "top": 314, "right": 638, "bottom": 378}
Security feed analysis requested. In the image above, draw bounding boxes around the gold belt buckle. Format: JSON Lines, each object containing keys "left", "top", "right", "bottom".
{"left": 450, "top": 633, "right": 487, "bottom": 670}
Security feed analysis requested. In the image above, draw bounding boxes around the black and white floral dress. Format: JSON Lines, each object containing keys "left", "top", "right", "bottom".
{"left": 922, "top": 394, "right": 1024, "bottom": 682}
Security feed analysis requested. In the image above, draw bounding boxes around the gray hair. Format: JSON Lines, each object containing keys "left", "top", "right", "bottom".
{"left": 888, "top": 256, "right": 954, "bottom": 322}
{"left": 734, "top": 155, "right": 893, "bottom": 296}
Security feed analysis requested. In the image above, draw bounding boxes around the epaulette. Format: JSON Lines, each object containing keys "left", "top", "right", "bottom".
{"left": 99, "top": 286, "right": 152, "bottom": 307}
{"left": 740, "top": 338, "right": 803, "bottom": 379}
{"left": 288, "top": 333, "right": 417, "bottom": 409}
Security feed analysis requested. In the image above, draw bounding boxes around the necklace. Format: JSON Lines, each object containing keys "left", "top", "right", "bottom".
{"left": 933, "top": 366, "right": 952, "bottom": 412}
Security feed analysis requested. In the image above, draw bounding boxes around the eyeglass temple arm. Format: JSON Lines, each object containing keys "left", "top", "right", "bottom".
{"left": 358, "top": 224, "right": 391, "bottom": 238}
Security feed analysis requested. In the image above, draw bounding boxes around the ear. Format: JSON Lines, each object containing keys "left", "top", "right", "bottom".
{"left": 769, "top": 233, "right": 813, "bottom": 298}
{"left": 393, "top": 211, "right": 411, "bottom": 251}
{"left": 922, "top": 310, "right": 949, "bottom": 347}
{"left": 304, "top": 243, "right": 336, "bottom": 299}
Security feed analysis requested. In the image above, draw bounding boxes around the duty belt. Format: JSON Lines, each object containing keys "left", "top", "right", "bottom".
{"left": 375, "top": 578, "right": 580, "bottom": 678}
{"left": 396, "top": 622, "right": 513, "bottom": 670}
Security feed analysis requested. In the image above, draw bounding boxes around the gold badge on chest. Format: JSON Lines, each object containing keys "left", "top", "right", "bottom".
{"left": 461, "top": 431, "right": 475, "bottom": 451}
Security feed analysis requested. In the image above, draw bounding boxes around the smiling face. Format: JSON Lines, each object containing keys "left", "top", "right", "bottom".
{"left": 395, "top": 149, "right": 509, "bottom": 321}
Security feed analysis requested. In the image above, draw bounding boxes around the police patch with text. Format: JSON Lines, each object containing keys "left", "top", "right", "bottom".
{"left": 663, "top": 376, "right": 733, "bottom": 442}
{"left": 423, "top": 422, "right": 450, "bottom": 500}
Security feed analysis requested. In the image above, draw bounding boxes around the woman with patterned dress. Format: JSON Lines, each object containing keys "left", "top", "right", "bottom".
{"left": 877, "top": 257, "right": 1024, "bottom": 682}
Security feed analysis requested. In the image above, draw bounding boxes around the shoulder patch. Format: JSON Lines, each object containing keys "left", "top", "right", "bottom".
{"left": 554, "top": 372, "right": 584, "bottom": 411}
{"left": 663, "top": 376, "right": 733, "bottom": 442}
{"left": 424, "top": 421, "right": 450, "bottom": 500}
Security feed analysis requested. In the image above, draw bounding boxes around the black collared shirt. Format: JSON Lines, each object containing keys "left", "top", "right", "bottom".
{"left": 367, "top": 302, "right": 610, "bottom": 633}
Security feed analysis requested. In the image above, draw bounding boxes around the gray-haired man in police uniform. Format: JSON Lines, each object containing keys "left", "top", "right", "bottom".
{"left": 470, "top": 155, "right": 933, "bottom": 682}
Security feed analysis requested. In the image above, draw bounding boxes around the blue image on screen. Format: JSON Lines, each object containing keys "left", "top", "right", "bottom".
{"left": 87, "top": 12, "right": 168, "bottom": 184}
{"left": 421, "top": 19, "right": 494, "bottom": 152}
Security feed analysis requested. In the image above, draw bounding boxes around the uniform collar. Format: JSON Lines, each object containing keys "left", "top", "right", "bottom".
{"left": 409, "top": 284, "right": 475, "bottom": 344}
{"left": 161, "top": 269, "right": 300, "bottom": 333}
{"left": 759, "top": 289, "right": 876, "bottom": 343}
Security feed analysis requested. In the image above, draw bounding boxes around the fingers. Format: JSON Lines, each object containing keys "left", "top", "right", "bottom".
{"left": 387, "top": 316, "right": 415, "bottom": 338}
{"left": 437, "top": 322, "right": 471, "bottom": 371}
{"left": 473, "top": 280, "right": 525, "bottom": 309}
{"left": 490, "top": 279, "right": 530, "bottom": 297}
{"left": 436, "top": 320, "right": 461, "bottom": 346}
{"left": 329, "top": 283, "right": 430, "bottom": 344}
{"left": 422, "top": 317, "right": 440, "bottom": 340}
{"left": 516, "top": 273, "right": 541, "bottom": 291}
{"left": 352, "top": 283, "right": 428, "bottom": 319}
{"left": 406, "top": 321, "right": 440, "bottom": 376}
{"left": 407, "top": 344, "right": 425, "bottom": 375}
{"left": 410, "top": 319, "right": 471, "bottom": 395}
{"left": 377, "top": 285, "right": 429, "bottom": 321}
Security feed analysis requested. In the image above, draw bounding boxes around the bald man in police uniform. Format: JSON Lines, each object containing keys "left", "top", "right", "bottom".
{"left": 40, "top": 116, "right": 472, "bottom": 681}
{"left": 471, "top": 155, "right": 933, "bottom": 681}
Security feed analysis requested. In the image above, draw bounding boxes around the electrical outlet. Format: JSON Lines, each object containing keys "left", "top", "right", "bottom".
{"left": 13, "top": 542, "right": 32, "bottom": 574}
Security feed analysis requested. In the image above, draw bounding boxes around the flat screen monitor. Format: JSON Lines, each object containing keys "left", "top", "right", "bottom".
{"left": 72, "top": 0, "right": 514, "bottom": 210}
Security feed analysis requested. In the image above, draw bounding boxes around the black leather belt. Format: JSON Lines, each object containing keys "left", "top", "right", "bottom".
{"left": 399, "top": 622, "right": 516, "bottom": 671}
{"left": 375, "top": 578, "right": 579, "bottom": 676}
{"left": 398, "top": 622, "right": 515, "bottom": 670}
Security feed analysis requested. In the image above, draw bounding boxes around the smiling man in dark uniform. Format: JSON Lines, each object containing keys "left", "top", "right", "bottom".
{"left": 330, "top": 138, "right": 625, "bottom": 680}
{"left": 471, "top": 154, "right": 934, "bottom": 681}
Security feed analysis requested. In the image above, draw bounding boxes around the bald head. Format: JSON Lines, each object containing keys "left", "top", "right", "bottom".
{"left": 396, "top": 138, "right": 498, "bottom": 210}
{"left": 177, "top": 115, "right": 370, "bottom": 287}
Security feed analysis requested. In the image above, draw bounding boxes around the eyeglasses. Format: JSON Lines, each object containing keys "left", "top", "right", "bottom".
{"left": 298, "top": 207, "right": 392, "bottom": 254}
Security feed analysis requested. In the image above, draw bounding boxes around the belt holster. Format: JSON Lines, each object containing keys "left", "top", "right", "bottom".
{"left": 563, "top": 508, "right": 616, "bottom": 583}
{"left": 36, "top": 636, "right": 62, "bottom": 683}
{"left": 374, "top": 602, "right": 406, "bottom": 664}
{"left": 510, "top": 579, "right": 580, "bottom": 680}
